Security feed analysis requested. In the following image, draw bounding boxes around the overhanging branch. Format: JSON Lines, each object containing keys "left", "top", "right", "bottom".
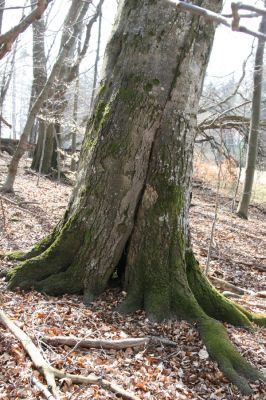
{"left": 0, "top": 0, "right": 53, "bottom": 59}
{"left": 176, "top": 1, "right": 266, "bottom": 41}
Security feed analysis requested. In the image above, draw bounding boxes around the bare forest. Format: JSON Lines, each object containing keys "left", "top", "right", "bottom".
{"left": 0, "top": 1, "right": 265, "bottom": 399}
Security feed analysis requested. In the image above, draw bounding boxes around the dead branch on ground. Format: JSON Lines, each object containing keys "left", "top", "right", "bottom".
{"left": 0, "top": 310, "right": 141, "bottom": 400}
{"left": 42, "top": 335, "right": 177, "bottom": 350}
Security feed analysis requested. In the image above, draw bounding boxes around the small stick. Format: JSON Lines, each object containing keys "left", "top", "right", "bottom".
{"left": 42, "top": 335, "right": 177, "bottom": 350}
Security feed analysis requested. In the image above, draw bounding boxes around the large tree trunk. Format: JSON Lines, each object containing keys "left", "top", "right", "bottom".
{"left": 6, "top": 0, "right": 265, "bottom": 394}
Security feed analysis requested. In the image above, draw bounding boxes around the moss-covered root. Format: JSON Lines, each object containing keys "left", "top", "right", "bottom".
{"left": 186, "top": 251, "right": 266, "bottom": 327}
{"left": 200, "top": 318, "right": 265, "bottom": 395}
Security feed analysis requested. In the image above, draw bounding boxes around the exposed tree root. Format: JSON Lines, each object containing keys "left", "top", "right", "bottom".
{"left": 0, "top": 310, "right": 141, "bottom": 400}
{"left": 199, "top": 318, "right": 265, "bottom": 396}
{"left": 186, "top": 251, "right": 266, "bottom": 327}
{"left": 42, "top": 335, "right": 177, "bottom": 350}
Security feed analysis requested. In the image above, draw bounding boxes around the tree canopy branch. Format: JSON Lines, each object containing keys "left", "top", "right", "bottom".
{"left": 176, "top": 1, "right": 266, "bottom": 41}
{"left": 0, "top": 0, "right": 53, "bottom": 59}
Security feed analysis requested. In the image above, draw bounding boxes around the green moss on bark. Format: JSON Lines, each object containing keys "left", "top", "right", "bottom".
{"left": 6, "top": 213, "right": 86, "bottom": 292}
{"left": 186, "top": 251, "right": 253, "bottom": 327}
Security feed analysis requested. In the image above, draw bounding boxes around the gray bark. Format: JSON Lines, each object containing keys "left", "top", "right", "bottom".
{"left": 237, "top": 13, "right": 266, "bottom": 218}
{"left": 0, "top": 0, "right": 5, "bottom": 34}
{"left": 31, "top": 0, "right": 96, "bottom": 175}
{"left": 90, "top": 2, "right": 103, "bottom": 109}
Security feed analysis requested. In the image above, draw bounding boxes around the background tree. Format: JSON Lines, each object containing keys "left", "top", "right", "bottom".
{"left": 0, "top": 0, "right": 92, "bottom": 192}
{"left": 31, "top": 0, "right": 104, "bottom": 176}
{"left": 6, "top": 0, "right": 265, "bottom": 395}
{"left": 237, "top": 8, "right": 266, "bottom": 218}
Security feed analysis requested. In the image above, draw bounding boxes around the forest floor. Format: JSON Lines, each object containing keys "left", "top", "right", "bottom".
{"left": 0, "top": 153, "right": 265, "bottom": 400}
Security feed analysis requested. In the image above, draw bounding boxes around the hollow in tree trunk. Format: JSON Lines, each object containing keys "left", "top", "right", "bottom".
{"left": 6, "top": 0, "right": 265, "bottom": 394}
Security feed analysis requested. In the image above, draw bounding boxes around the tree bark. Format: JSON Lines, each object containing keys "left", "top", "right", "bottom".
{"left": 31, "top": 0, "right": 103, "bottom": 175}
{"left": 6, "top": 0, "right": 266, "bottom": 394}
{"left": 236, "top": 11, "right": 266, "bottom": 218}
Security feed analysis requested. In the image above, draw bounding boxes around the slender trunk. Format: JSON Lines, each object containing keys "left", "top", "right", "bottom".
{"left": 90, "top": 4, "right": 102, "bottom": 109}
{"left": 29, "top": 0, "right": 47, "bottom": 144}
{"left": 70, "top": 77, "right": 79, "bottom": 171}
{"left": 11, "top": 59, "right": 16, "bottom": 140}
{"left": 236, "top": 13, "right": 266, "bottom": 218}
{"left": 0, "top": 0, "right": 5, "bottom": 34}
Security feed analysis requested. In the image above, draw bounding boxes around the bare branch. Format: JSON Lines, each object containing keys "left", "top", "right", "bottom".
{"left": 0, "top": 4, "right": 36, "bottom": 11}
{"left": 0, "top": 0, "right": 53, "bottom": 59}
{"left": 42, "top": 335, "right": 177, "bottom": 350}
{"left": 176, "top": 1, "right": 266, "bottom": 41}
{"left": 0, "top": 115, "right": 12, "bottom": 128}
{"left": 234, "top": 3, "right": 266, "bottom": 16}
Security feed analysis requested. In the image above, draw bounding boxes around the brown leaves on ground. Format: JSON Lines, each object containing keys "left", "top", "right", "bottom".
{"left": 0, "top": 154, "right": 265, "bottom": 399}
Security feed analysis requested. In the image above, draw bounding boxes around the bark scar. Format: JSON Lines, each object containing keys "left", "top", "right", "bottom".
{"left": 142, "top": 184, "right": 158, "bottom": 210}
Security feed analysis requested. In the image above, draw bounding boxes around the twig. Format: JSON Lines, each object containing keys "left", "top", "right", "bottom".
{"left": 0, "top": 310, "right": 141, "bottom": 400}
{"left": 42, "top": 335, "right": 177, "bottom": 350}
{"left": 0, "top": 115, "right": 12, "bottom": 128}
{"left": 176, "top": 1, "right": 266, "bottom": 41}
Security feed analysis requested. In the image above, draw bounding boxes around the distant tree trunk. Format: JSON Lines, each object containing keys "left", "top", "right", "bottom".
{"left": 0, "top": 0, "right": 86, "bottom": 192}
{"left": 90, "top": 4, "right": 102, "bottom": 109}
{"left": 236, "top": 13, "right": 266, "bottom": 218}
{"left": 7, "top": 0, "right": 265, "bottom": 395}
{"left": 0, "top": 1, "right": 5, "bottom": 35}
{"left": 70, "top": 76, "right": 79, "bottom": 171}
{"left": 0, "top": 42, "right": 17, "bottom": 146}
{"left": 11, "top": 58, "right": 17, "bottom": 140}
{"left": 31, "top": 122, "right": 57, "bottom": 174}
{"left": 31, "top": 0, "right": 104, "bottom": 175}
{"left": 29, "top": 0, "right": 47, "bottom": 145}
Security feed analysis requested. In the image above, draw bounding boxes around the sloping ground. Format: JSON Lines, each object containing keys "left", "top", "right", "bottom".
{"left": 0, "top": 155, "right": 265, "bottom": 400}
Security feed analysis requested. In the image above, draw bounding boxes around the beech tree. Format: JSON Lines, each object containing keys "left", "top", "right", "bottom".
{"left": 5, "top": 0, "right": 265, "bottom": 395}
